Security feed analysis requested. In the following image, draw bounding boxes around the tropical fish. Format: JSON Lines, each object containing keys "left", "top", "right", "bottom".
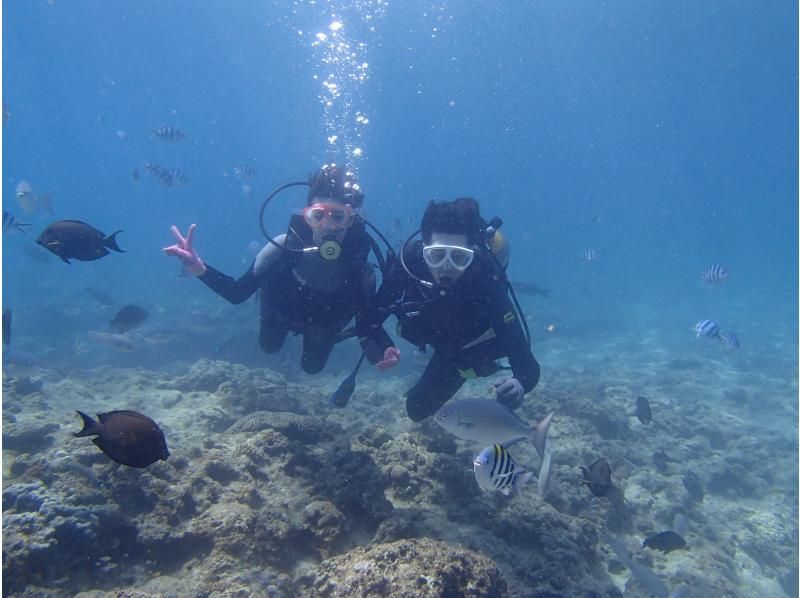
{"left": 234, "top": 164, "right": 257, "bottom": 179}
{"left": 580, "top": 457, "right": 612, "bottom": 497}
{"left": 700, "top": 263, "right": 729, "bottom": 285}
{"left": 144, "top": 161, "right": 175, "bottom": 186}
{"left": 672, "top": 513, "right": 689, "bottom": 537}
{"left": 87, "top": 331, "right": 136, "bottom": 352}
{"left": 720, "top": 333, "right": 740, "bottom": 352}
{"left": 15, "top": 180, "right": 53, "bottom": 215}
{"left": 74, "top": 410, "right": 169, "bottom": 468}
{"left": 607, "top": 536, "right": 670, "bottom": 598}
{"left": 643, "top": 530, "right": 687, "bottom": 553}
{"left": 473, "top": 444, "right": 534, "bottom": 496}
{"left": 168, "top": 168, "right": 189, "bottom": 184}
{"left": 36, "top": 220, "right": 124, "bottom": 264}
{"left": 634, "top": 396, "right": 652, "bottom": 424}
{"left": 434, "top": 398, "right": 554, "bottom": 458}
{"left": 330, "top": 352, "right": 365, "bottom": 407}
{"left": 149, "top": 126, "right": 185, "bottom": 142}
{"left": 695, "top": 319, "right": 720, "bottom": 339}
{"left": 109, "top": 304, "right": 149, "bottom": 333}
{"left": 3, "top": 210, "right": 30, "bottom": 233}
{"left": 581, "top": 248, "right": 597, "bottom": 262}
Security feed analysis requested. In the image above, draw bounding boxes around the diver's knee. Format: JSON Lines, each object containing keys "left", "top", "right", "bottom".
{"left": 301, "top": 357, "right": 325, "bottom": 375}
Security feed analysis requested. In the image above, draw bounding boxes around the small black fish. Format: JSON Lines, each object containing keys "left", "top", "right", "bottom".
{"left": 580, "top": 457, "right": 612, "bottom": 497}
{"left": 643, "top": 530, "right": 687, "bottom": 553}
{"left": 330, "top": 353, "right": 365, "bottom": 407}
{"left": 36, "top": 220, "right": 124, "bottom": 264}
{"left": 109, "top": 304, "right": 149, "bottom": 333}
{"left": 634, "top": 396, "right": 652, "bottom": 424}
{"left": 150, "top": 126, "right": 185, "bottom": 143}
{"left": 74, "top": 410, "right": 169, "bottom": 468}
{"left": 3, "top": 308, "right": 11, "bottom": 346}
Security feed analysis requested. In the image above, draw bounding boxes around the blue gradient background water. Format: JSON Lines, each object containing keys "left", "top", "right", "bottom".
{"left": 3, "top": 1, "right": 797, "bottom": 379}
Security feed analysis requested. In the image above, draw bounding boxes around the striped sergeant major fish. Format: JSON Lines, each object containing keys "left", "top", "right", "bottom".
{"left": 150, "top": 126, "right": 185, "bottom": 143}
{"left": 145, "top": 161, "right": 173, "bottom": 186}
{"left": 582, "top": 248, "right": 598, "bottom": 262}
{"left": 700, "top": 263, "right": 729, "bottom": 284}
{"left": 168, "top": 168, "right": 189, "bottom": 184}
{"left": 473, "top": 444, "right": 534, "bottom": 496}
{"left": 720, "top": 332, "right": 740, "bottom": 352}
{"left": 695, "top": 319, "right": 720, "bottom": 339}
{"left": 234, "top": 165, "right": 257, "bottom": 180}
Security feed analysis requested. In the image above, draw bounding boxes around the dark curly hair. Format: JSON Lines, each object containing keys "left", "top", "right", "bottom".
{"left": 420, "top": 197, "right": 484, "bottom": 245}
{"left": 307, "top": 164, "right": 364, "bottom": 207}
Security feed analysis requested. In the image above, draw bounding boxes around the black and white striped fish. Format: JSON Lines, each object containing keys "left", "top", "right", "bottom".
{"left": 700, "top": 263, "right": 729, "bottom": 284}
{"left": 3, "top": 210, "right": 30, "bottom": 233}
{"left": 473, "top": 444, "right": 534, "bottom": 496}
{"left": 695, "top": 319, "right": 720, "bottom": 339}
{"left": 150, "top": 126, "right": 185, "bottom": 143}
{"left": 582, "top": 248, "right": 598, "bottom": 262}
{"left": 234, "top": 164, "right": 257, "bottom": 180}
{"left": 144, "top": 162, "right": 174, "bottom": 186}
{"left": 168, "top": 168, "right": 189, "bottom": 184}
{"left": 720, "top": 332, "right": 741, "bottom": 352}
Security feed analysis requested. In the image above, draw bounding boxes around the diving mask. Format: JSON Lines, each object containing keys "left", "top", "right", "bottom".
{"left": 303, "top": 203, "right": 354, "bottom": 230}
{"left": 422, "top": 244, "right": 475, "bottom": 271}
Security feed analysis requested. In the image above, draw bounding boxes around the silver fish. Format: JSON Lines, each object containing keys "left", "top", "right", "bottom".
{"left": 473, "top": 444, "right": 534, "bottom": 496}
{"left": 434, "top": 398, "right": 554, "bottom": 458}
{"left": 537, "top": 437, "right": 554, "bottom": 495}
{"left": 15, "top": 180, "right": 52, "bottom": 215}
{"left": 582, "top": 248, "right": 597, "bottom": 262}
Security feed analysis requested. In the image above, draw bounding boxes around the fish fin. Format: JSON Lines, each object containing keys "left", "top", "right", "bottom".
{"left": 499, "top": 486, "right": 513, "bottom": 496}
{"left": 104, "top": 231, "right": 125, "bottom": 253}
{"left": 502, "top": 437, "right": 526, "bottom": 449}
{"left": 532, "top": 412, "right": 554, "bottom": 459}
{"left": 73, "top": 410, "right": 99, "bottom": 437}
{"left": 537, "top": 440, "right": 553, "bottom": 495}
{"left": 60, "top": 256, "right": 72, "bottom": 265}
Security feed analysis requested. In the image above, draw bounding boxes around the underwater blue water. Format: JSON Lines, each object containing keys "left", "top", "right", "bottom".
{"left": 3, "top": 2, "right": 797, "bottom": 380}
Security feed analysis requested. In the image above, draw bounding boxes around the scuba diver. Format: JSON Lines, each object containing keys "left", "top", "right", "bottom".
{"left": 360, "top": 197, "right": 540, "bottom": 421}
{"left": 163, "top": 164, "right": 399, "bottom": 375}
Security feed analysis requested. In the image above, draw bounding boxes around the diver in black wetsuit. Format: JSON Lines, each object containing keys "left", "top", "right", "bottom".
{"left": 163, "top": 165, "right": 397, "bottom": 374}
{"left": 359, "top": 197, "right": 540, "bottom": 421}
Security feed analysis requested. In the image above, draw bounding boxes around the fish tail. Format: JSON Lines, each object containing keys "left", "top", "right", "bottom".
{"left": 104, "top": 231, "right": 125, "bottom": 253}
{"left": 73, "top": 410, "right": 99, "bottom": 437}
{"left": 532, "top": 412, "right": 554, "bottom": 459}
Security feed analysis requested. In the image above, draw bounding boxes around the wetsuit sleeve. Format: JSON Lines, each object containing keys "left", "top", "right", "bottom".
{"left": 356, "top": 260, "right": 406, "bottom": 363}
{"left": 199, "top": 262, "right": 262, "bottom": 305}
{"left": 489, "top": 284, "right": 540, "bottom": 392}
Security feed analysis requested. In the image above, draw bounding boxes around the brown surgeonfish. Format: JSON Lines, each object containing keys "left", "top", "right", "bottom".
{"left": 580, "top": 458, "right": 612, "bottom": 497}
{"left": 74, "top": 410, "right": 169, "bottom": 468}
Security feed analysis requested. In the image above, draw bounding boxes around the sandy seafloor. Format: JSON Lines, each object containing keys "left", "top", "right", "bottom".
{"left": 2, "top": 299, "right": 798, "bottom": 597}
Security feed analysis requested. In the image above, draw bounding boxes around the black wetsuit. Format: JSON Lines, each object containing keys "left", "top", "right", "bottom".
{"left": 360, "top": 241, "right": 540, "bottom": 421}
{"left": 200, "top": 219, "right": 388, "bottom": 374}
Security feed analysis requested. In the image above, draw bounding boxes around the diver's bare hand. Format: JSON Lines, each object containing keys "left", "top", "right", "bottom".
{"left": 163, "top": 224, "right": 206, "bottom": 276}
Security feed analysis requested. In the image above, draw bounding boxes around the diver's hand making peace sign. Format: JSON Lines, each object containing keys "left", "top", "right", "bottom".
{"left": 163, "top": 224, "right": 206, "bottom": 276}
